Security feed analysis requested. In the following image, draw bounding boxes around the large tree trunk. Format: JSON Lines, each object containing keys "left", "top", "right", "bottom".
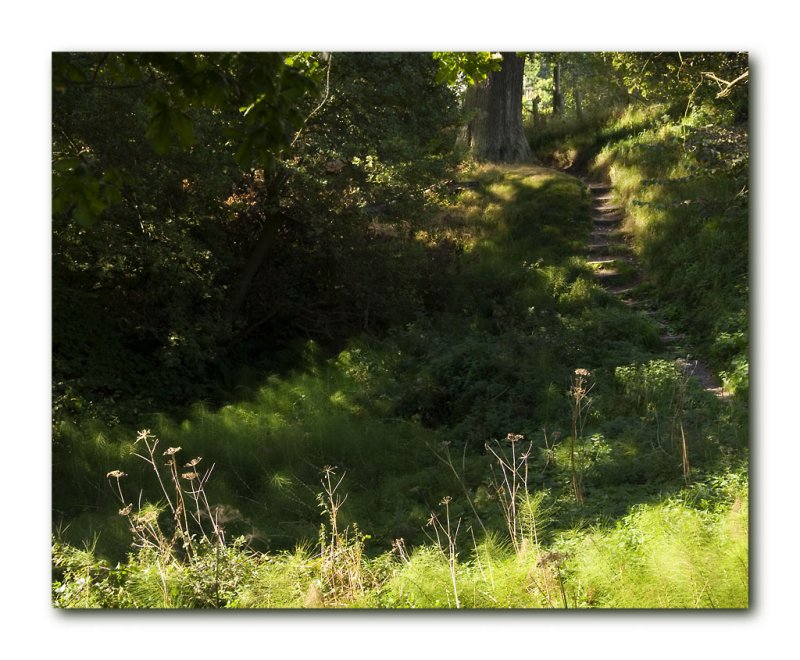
{"left": 462, "top": 52, "right": 533, "bottom": 163}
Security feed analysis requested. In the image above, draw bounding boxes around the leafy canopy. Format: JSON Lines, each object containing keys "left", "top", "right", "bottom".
{"left": 432, "top": 51, "right": 503, "bottom": 87}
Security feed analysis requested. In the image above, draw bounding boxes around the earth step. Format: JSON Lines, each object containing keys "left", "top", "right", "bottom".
{"left": 588, "top": 251, "right": 632, "bottom": 260}
{"left": 592, "top": 268, "right": 629, "bottom": 280}
{"left": 593, "top": 204, "right": 623, "bottom": 213}
{"left": 588, "top": 244, "right": 627, "bottom": 255}
{"left": 605, "top": 285, "right": 637, "bottom": 296}
{"left": 591, "top": 227, "right": 622, "bottom": 237}
{"left": 586, "top": 181, "right": 611, "bottom": 191}
{"left": 660, "top": 333, "right": 687, "bottom": 343}
{"left": 593, "top": 216, "right": 623, "bottom": 226}
{"left": 675, "top": 358, "right": 731, "bottom": 399}
{"left": 587, "top": 243, "right": 617, "bottom": 253}
{"left": 622, "top": 298, "right": 653, "bottom": 308}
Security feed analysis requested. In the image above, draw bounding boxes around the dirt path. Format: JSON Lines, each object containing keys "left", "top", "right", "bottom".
{"left": 584, "top": 180, "right": 730, "bottom": 400}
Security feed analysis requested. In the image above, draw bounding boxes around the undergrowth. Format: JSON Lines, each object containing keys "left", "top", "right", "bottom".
{"left": 53, "top": 162, "right": 748, "bottom": 608}
{"left": 53, "top": 430, "right": 747, "bottom": 608}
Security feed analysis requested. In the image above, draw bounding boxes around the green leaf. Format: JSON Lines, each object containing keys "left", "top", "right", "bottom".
{"left": 171, "top": 110, "right": 195, "bottom": 148}
{"left": 72, "top": 203, "right": 98, "bottom": 229}
{"left": 52, "top": 157, "right": 84, "bottom": 174}
{"left": 146, "top": 109, "right": 172, "bottom": 154}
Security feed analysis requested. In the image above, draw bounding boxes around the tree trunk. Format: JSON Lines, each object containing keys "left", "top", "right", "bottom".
{"left": 226, "top": 169, "right": 288, "bottom": 324}
{"left": 462, "top": 52, "right": 533, "bottom": 163}
{"left": 573, "top": 72, "right": 584, "bottom": 121}
{"left": 531, "top": 95, "right": 541, "bottom": 127}
{"left": 552, "top": 61, "right": 564, "bottom": 117}
{"left": 226, "top": 213, "right": 282, "bottom": 322}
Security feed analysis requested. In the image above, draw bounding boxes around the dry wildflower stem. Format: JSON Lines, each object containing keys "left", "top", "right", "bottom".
{"left": 673, "top": 359, "right": 693, "bottom": 485}
{"left": 485, "top": 433, "right": 533, "bottom": 555}
{"left": 569, "top": 369, "right": 594, "bottom": 505}
{"left": 107, "top": 430, "right": 225, "bottom": 604}
{"left": 427, "top": 496, "right": 462, "bottom": 608}
{"left": 431, "top": 440, "right": 488, "bottom": 536}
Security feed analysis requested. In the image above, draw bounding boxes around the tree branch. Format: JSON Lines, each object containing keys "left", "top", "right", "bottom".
{"left": 702, "top": 70, "right": 749, "bottom": 98}
{"left": 291, "top": 53, "right": 333, "bottom": 148}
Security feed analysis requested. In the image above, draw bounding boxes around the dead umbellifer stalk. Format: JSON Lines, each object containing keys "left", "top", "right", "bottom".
{"left": 569, "top": 369, "right": 594, "bottom": 505}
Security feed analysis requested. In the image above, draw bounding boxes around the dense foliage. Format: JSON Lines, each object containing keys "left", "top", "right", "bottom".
{"left": 52, "top": 52, "right": 748, "bottom": 608}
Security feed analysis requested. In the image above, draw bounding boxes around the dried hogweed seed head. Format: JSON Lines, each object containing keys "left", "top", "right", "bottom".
{"left": 574, "top": 368, "right": 591, "bottom": 377}
{"left": 181, "top": 471, "right": 199, "bottom": 481}
{"left": 184, "top": 457, "right": 203, "bottom": 467}
{"left": 136, "top": 429, "right": 152, "bottom": 443}
{"left": 106, "top": 470, "right": 127, "bottom": 478}
{"left": 163, "top": 446, "right": 182, "bottom": 456}
{"left": 119, "top": 504, "right": 132, "bottom": 516}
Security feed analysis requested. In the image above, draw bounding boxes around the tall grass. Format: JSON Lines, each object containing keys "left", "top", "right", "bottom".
{"left": 54, "top": 459, "right": 747, "bottom": 608}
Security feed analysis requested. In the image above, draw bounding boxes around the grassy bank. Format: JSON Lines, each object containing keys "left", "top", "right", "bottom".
{"left": 590, "top": 105, "right": 749, "bottom": 398}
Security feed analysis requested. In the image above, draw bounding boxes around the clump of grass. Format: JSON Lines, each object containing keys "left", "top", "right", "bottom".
{"left": 232, "top": 545, "right": 317, "bottom": 608}
{"left": 52, "top": 538, "right": 110, "bottom": 608}
{"left": 564, "top": 481, "right": 748, "bottom": 608}
{"left": 315, "top": 466, "right": 371, "bottom": 607}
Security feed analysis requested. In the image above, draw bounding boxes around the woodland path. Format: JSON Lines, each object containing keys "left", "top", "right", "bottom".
{"left": 583, "top": 180, "right": 729, "bottom": 400}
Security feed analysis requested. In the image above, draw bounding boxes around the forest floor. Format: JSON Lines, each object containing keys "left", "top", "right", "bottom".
{"left": 584, "top": 178, "right": 729, "bottom": 400}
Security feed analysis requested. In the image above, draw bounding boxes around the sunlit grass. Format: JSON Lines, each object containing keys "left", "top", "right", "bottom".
{"left": 564, "top": 484, "right": 748, "bottom": 608}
